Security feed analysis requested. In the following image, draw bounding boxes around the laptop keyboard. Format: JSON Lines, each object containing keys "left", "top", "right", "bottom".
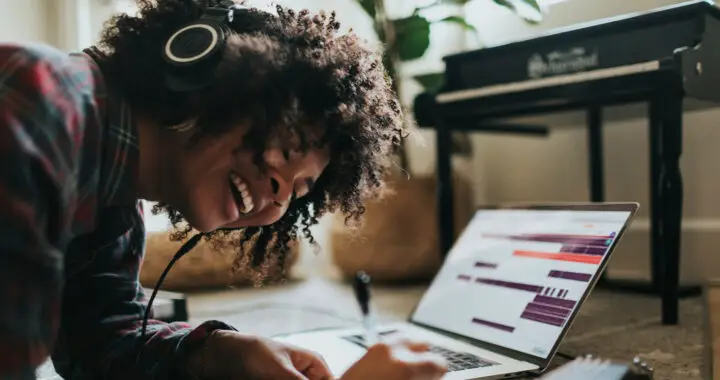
{"left": 341, "top": 330, "right": 498, "bottom": 372}
{"left": 428, "top": 345, "right": 498, "bottom": 372}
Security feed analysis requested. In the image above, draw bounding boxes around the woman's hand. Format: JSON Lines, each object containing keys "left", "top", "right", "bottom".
{"left": 340, "top": 337, "right": 448, "bottom": 380}
{"left": 186, "top": 330, "right": 333, "bottom": 380}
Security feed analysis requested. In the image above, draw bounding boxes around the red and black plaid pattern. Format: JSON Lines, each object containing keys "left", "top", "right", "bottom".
{"left": 0, "top": 43, "right": 233, "bottom": 380}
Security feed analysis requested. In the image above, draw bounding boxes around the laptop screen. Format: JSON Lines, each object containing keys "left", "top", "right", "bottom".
{"left": 410, "top": 207, "right": 634, "bottom": 359}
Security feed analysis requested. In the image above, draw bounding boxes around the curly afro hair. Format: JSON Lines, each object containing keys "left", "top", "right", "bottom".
{"left": 89, "top": 0, "right": 406, "bottom": 281}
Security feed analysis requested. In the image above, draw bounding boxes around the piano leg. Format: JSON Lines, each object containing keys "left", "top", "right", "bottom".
{"left": 586, "top": 106, "right": 605, "bottom": 204}
{"left": 595, "top": 93, "right": 700, "bottom": 325}
{"left": 434, "top": 107, "right": 455, "bottom": 257}
{"left": 585, "top": 106, "right": 613, "bottom": 287}
{"left": 585, "top": 106, "right": 634, "bottom": 289}
{"left": 652, "top": 92, "right": 684, "bottom": 325}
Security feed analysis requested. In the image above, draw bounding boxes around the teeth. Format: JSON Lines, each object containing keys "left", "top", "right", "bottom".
{"left": 230, "top": 172, "right": 255, "bottom": 214}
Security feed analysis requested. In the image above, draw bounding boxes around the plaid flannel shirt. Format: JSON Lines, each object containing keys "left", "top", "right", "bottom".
{"left": 0, "top": 42, "right": 234, "bottom": 380}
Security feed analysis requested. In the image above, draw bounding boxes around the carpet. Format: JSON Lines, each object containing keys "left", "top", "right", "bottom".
{"left": 186, "top": 276, "right": 706, "bottom": 380}
{"left": 558, "top": 289, "right": 704, "bottom": 379}
{"left": 703, "top": 281, "right": 720, "bottom": 380}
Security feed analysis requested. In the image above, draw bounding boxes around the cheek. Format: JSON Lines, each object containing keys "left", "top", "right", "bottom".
{"left": 186, "top": 139, "right": 235, "bottom": 174}
{"left": 255, "top": 205, "right": 287, "bottom": 226}
{"left": 307, "top": 151, "right": 331, "bottom": 176}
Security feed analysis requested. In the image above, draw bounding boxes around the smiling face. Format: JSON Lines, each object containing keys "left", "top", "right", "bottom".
{"left": 164, "top": 123, "right": 330, "bottom": 233}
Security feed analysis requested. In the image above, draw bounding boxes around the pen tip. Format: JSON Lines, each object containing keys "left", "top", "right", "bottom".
{"left": 355, "top": 271, "right": 371, "bottom": 284}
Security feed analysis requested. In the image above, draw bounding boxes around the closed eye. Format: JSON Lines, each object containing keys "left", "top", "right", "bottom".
{"left": 293, "top": 178, "right": 315, "bottom": 200}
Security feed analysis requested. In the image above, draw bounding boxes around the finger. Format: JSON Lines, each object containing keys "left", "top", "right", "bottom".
{"left": 290, "top": 348, "right": 333, "bottom": 380}
{"left": 305, "top": 365, "right": 334, "bottom": 380}
{"left": 301, "top": 356, "right": 333, "bottom": 380}
{"left": 382, "top": 335, "right": 431, "bottom": 352}
{"left": 278, "top": 366, "right": 311, "bottom": 380}
{"left": 409, "top": 351, "right": 449, "bottom": 377}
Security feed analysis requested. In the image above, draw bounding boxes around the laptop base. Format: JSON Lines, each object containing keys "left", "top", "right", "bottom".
{"left": 274, "top": 322, "right": 539, "bottom": 379}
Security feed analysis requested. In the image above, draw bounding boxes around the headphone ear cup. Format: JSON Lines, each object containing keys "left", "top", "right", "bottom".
{"left": 161, "top": 6, "right": 234, "bottom": 91}
{"left": 163, "top": 21, "right": 225, "bottom": 67}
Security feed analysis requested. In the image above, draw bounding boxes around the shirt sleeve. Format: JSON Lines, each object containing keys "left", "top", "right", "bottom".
{"left": 53, "top": 205, "right": 236, "bottom": 380}
{"left": 0, "top": 43, "right": 236, "bottom": 380}
{"left": 0, "top": 43, "right": 86, "bottom": 379}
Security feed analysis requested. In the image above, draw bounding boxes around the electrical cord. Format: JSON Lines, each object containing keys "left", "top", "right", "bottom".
{"left": 135, "top": 232, "right": 206, "bottom": 377}
{"left": 135, "top": 231, "right": 580, "bottom": 378}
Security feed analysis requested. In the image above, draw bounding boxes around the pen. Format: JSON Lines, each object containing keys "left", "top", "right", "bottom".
{"left": 352, "top": 271, "right": 379, "bottom": 347}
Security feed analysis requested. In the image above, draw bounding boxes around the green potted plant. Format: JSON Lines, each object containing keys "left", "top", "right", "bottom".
{"left": 331, "top": 0, "right": 544, "bottom": 283}
{"left": 362, "top": 0, "right": 543, "bottom": 164}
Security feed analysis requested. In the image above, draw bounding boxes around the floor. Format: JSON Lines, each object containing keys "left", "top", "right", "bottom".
{"left": 704, "top": 282, "right": 720, "bottom": 380}
{"left": 36, "top": 246, "right": 709, "bottom": 380}
{"left": 185, "top": 272, "right": 706, "bottom": 380}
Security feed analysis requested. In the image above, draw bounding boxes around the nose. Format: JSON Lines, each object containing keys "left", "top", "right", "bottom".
{"left": 269, "top": 171, "right": 294, "bottom": 206}
{"left": 264, "top": 148, "right": 297, "bottom": 207}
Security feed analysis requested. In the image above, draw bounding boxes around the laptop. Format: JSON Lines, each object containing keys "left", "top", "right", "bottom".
{"left": 274, "top": 202, "right": 639, "bottom": 379}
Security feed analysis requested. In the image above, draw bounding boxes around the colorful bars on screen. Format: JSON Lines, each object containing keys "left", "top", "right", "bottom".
{"left": 560, "top": 245, "right": 607, "bottom": 255}
{"left": 513, "top": 250, "right": 602, "bottom": 264}
{"left": 542, "top": 287, "right": 568, "bottom": 297}
{"left": 474, "top": 278, "right": 543, "bottom": 293}
{"left": 471, "top": 317, "right": 516, "bottom": 333}
{"left": 548, "top": 270, "right": 592, "bottom": 282}
{"left": 520, "top": 311, "right": 565, "bottom": 327}
{"left": 519, "top": 295, "right": 577, "bottom": 327}
{"left": 480, "top": 233, "right": 613, "bottom": 257}
{"left": 482, "top": 233, "right": 612, "bottom": 246}
{"left": 459, "top": 275, "right": 569, "bottom": 298}
{"left": 525, "top": 302, "right": 571, "bottom": 318}
{"left": 534, "top": 294, "right": 577, "bottom": 309}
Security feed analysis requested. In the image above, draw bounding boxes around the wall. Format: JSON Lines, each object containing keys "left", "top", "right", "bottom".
{"left": 457, "top": 0, "right": 720, "bottom": 283}
{"left": 4, "top": 0, "right": 717, "bottom": 283}
{"left": 0, "top": 0, "right": 52, "bottom": 44}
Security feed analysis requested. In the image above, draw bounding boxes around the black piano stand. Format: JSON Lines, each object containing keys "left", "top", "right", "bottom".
{"left": 432, "top": 90, "right": 701, "bottom": 326}
{"left": 587, "top": 96, "right": 701, "bottom": 325}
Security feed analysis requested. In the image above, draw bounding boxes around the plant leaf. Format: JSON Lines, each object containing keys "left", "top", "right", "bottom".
{"left": 521, "top": 0, "right": 542, "bottom": 13}
{"left": 413, "top": 72, "right": 445, "bottom": 93}
{"left": 439, "top": 0, "right": 474, "bottom": 5}
{"left": 435, "top": 15, "right": 477, "bottom": 32}
{"left": 493, "top": 0, "right": 514, "bottom": 10}
{"left": 493, "top": 0, "right": 543, "bottom": 23}
{"left": 392, "top": 15, "right": 432, "bottom": 61}
{"left": 356, "top": 0, "right": 376, "bottom": 19}
{"left": 519, "top": 0, "right": 543, "bottom": 23}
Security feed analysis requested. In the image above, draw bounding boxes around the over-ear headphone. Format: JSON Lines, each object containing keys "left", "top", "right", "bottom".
{"left": 162, "top": 5, "right": 240, "bottom": 92}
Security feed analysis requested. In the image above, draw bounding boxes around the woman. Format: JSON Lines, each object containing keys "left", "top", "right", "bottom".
{"left": 0, "top": 0, "right": 448, "bottom": 379}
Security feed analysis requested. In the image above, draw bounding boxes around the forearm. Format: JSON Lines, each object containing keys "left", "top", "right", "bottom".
{"left": 55, "top": 277, "right": 236, "bottom": 379}
{"left": 0, "top": 263, "right": 61, "bottom": 380}
{"left": 100, "top": 319, "right": 235, "bottom": 380}
{"left": 0, "top": 123, "right": 66, "bottom": 379}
